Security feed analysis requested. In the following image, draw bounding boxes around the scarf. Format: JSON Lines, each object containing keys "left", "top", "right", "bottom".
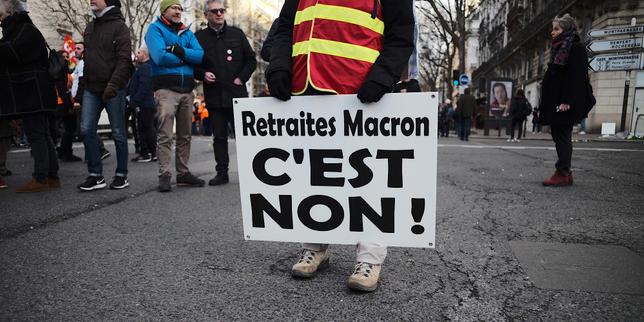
{"left": 550, "top": 27, "right": 578, "bottom": 66}
{"left": 160, "top": 16, "right": 186, "bottom": 32}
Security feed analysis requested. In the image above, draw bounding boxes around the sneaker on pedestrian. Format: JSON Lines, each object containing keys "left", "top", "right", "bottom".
{"left": 347, "top": 262, "right": 382, "bottom": 292}
{"left": 208, "top": 172, "right": 229, "bottom": 186}
{"left": 0, "top": 177, "right": 7, "bottom": 189}
{"left": 177, "top": 172, "right": 205, "bottom": 187}
{"left": 542, "top": 171, "right": 573, "bottom": 187}
{"left": 78, "top": 176, "right": 107, "bottom": 191}
{"left": 158, "top": 175, "right": 172, "bottom": 192}
{"left": 132, "top": 153, "right": 153, "bottom": 163}
{"left": 506, "top": 138, "right": 513, "bottom": 142}
{"left": 515, "top": 138, "right": 521, "bottom": 143}
{"left": 579, "top": 131, "right": 586, "bottom": 135}
{"left": 291, "top": 249, "right": 330, "bottom": 278}
{"left": 100, "top": 150, "right": 111, "bottom": 160}
{"left": 16, "top": 177, "right": 49, "bottom": 193}
{"left": 48, "top": 177, "right": 61, "bottom": 189}
{"left": 109, "top": 176, "right": 130, "bottom": 189}
{"left": 152, "top": 154, "right": 158, "bottom": 161}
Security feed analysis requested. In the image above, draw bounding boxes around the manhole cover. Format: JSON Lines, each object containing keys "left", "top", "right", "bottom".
{"left": 510, "top": 241, "right": 644, "bottom": 295}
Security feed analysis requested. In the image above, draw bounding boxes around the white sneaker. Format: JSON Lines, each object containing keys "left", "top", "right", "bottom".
{"left": 506, "top": 138, "right": 513, "bottom": 142}
{"left": 515, "top": 139, "right": 521, "bottom": 143}
{"left": 579, "top": 131, "right": 586, "bottom": 135}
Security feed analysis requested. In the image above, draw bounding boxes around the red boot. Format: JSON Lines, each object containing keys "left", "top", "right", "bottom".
{"left": 543, "top": 171, "right": 573, "bottom": 186}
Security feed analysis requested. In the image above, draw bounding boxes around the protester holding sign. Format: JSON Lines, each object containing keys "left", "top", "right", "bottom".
{"left": 539, "top": 14, "right": 594, "bottom": 186}
{"left": 266, "top": 0, "right": 415, "bottom": 292}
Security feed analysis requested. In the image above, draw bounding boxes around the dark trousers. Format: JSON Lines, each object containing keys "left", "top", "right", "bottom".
{"left": 550, "top": 124, "right": 573, "bottom": 175}
{"left": 137, "top": 108, "right": 157, "bottom": 156}
{"left": 23, "top": 113, "right": 59, "bottom": 182}
{"left": 459, "top": 117, "right": 471, "bottom": 139}
{"left": 211, "top": 108, "right": 235, "bottom": 174}
{"left": 59, "top": 114, "right": 77, "bottom": 157}
{"left": 125, "top": 107, "right": 140, "bottom": 153}
{"left": 510, "top": 118, "right": 523, "bottom": 139}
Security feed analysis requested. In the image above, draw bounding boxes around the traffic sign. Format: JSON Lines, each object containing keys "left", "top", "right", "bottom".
{"left": 589, "top": 25, "right": 644, "bottom": 38}
{"left": 587, "top": 37, "right": 644, "bottom": 52}
{"left": 459, "top": 74, "right": 470, "bottom": 86}
{"left": 589, "top": 53, "right": 642, "bottom": 72}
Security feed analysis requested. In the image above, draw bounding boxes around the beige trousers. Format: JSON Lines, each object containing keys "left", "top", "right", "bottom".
{"left": 302, "top": 242, "right": 387, "bottom": 265}
{"left": 155, "top": 89, "right": 194, "bottom": 178}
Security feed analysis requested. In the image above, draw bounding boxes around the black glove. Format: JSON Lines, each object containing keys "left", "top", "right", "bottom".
{"left": 166, "top": 44, "right": 185, "bottom": 59}
{"left": 357, "top": 80, "right": 390, "bottom": 103}
{"left": 102, "top": 83, "right": 118, "bottom": 101}
{"left": 267, "top": 70, "right": 291, "bottom": 101}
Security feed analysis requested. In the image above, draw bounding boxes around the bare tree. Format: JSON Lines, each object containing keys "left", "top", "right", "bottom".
{"left": 420, "top": 0, "right": 476, "bottom": 74}
{"left": 417, "top": 2, "right": 457, "bottom": 96}
{"left": 33, "top": 0, "right": 160, "bottom": 49}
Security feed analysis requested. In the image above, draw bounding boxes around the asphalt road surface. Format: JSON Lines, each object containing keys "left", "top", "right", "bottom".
{"left": 1, "top": 136, "right": 643, "bottom": 321}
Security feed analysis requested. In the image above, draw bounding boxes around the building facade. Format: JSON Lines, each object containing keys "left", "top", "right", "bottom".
{"left": 473, "top": 0, "right": 644, "bottom": 134}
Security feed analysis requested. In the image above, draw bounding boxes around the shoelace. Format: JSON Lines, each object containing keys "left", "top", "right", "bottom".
{"left": 298, "top": 250, "right": 316, "bottom": 264}
{"left": 353, "top": 262, "right": 373, "bottom": 277}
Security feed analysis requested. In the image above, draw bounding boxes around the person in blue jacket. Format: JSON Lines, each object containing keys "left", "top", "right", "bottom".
{"left": 145, "top": 0, "right": 205, "bottom": 192}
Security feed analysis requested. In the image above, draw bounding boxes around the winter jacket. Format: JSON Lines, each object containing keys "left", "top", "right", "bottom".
{"left": 509, "top": 96, "right": 529, "bottom": 121}
{"left": 457, "top": 94, "right": 477, "bottom": 118}
{"left": 261, "top": 19, "right": 279, "bottom": 62}
{"left": 266, "top": 0, "right": 415, "bottom": 94}
{"left": 195, "top": 22, "right": 256, "bottom": 109}
{"left": 128, "top": 61, "right": 155, "bottom": 109}
{"left": 145, "top": 18, "right": 204, "bottom": 93}
{"left": 539, "top": 41, "right": 591, "bottom": 126}
{"left": 83, "top": 7, "right": 133, "bottom": 94}
{"left": 0, "top": 13, "right": 56, "bottom": 117}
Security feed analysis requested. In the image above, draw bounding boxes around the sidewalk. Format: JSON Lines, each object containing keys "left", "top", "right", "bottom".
{"left": 466, "top": 130, "right": 644, "bottom": 143}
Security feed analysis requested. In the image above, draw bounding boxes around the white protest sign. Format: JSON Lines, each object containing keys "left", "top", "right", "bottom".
{"left": 233, "top": 93, "right": 438, "bottom": 248}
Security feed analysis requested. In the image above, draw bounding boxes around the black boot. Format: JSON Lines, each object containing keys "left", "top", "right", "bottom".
{"left": 208, "top": 172, "right": 229, "bottom": 186}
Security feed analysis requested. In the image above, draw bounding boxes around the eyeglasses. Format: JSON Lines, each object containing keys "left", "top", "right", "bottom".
{"left": 208, "top": 8, "right": 226, "bottom": 15}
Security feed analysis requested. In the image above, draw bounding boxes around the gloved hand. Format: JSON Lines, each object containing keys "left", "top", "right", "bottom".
{"left": 267, "top": 70, "right": 291, "bottom": 101}
{"left": 102, "top": 83, "right": 118, "bottom": 101}
{"left": 357, "top": 80, "right": 390, "bottom": 103}
{"left": 166, "top": 44, "right": 185, "bottom": 59}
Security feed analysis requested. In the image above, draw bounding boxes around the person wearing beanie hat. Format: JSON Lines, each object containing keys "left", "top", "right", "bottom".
{"left": 160, "top": 0, "right": 181, "bottom": 14}
{"left": 78, "top": 0, "right": 133, "bottom": 191}
{"left": 145, "top": 0, "right": 205, "bottom": 192}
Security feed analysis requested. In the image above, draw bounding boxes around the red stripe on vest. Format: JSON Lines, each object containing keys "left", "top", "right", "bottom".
{"left": 293, "top": 20, "right": 313, "bottom": 44}
{"left": 309, "top": 53, "right": 373, "bottom": 94}
{"left": 311, "top": 19, "right": 383, "bottom": 51}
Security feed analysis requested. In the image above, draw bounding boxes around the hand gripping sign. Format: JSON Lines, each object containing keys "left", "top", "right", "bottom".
{"left": 233, "top": 93, "right": 438, "bottom": 248}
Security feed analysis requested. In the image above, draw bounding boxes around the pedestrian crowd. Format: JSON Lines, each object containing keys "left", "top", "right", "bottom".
{"left": 0, "top": 0, "right": 594, "bottom": 292}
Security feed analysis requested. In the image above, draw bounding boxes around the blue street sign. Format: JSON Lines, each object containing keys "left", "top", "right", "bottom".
{"left": 459, "top": 74, "right": 470, "bottom": 86}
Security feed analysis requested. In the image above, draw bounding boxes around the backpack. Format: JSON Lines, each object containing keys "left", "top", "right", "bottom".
{"left": 45, "top": 43, "right": 68, "bottom": 82}
{"left": 523, "top": 101, "right": 533, "bottom": 117}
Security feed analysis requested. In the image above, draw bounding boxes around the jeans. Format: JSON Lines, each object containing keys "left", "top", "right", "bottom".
{"left": 550, "top": 124, "right": 573, "bottom": 175}
{"left": 459, "top": 117, "right": 471, "bottom": 139}
{"left": 211, "top": 108, "right": 235, "bottom": 174}
{"left": 22, "top": 113, "right": 59, "bottom": 182}
{"left": 80, "top": 90, "right": 128, "bottom": 177}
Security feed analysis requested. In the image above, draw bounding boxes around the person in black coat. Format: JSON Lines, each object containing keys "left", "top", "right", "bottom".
{"left": 195, "top": 0, "right": 257, "bottom": 186}
{"left": 128, "top": 47, "right": 157, "bottom": 163}
{"left": 508, "top": 89, "right": 530, "bottom": 142}
{"left": 0, "top": 4, "right": 59, "bottom": 192}
{"left": 539, "top": 14, "right": 592, "bottom": 186}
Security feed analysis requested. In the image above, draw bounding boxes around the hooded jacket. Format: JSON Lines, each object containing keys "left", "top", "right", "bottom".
{"left": 83, "top": 6, "right": 133, "bottom": 94}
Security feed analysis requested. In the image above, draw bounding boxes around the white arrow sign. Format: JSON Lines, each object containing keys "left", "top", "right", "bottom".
{"left": 588, "top": 37, "right": 644, "bottom": 52}
{"left": 589, "top": 25, "right": 644, "bottom": 38}
{"left": 589, "top": 53, "right": 642, "bottom": 71}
